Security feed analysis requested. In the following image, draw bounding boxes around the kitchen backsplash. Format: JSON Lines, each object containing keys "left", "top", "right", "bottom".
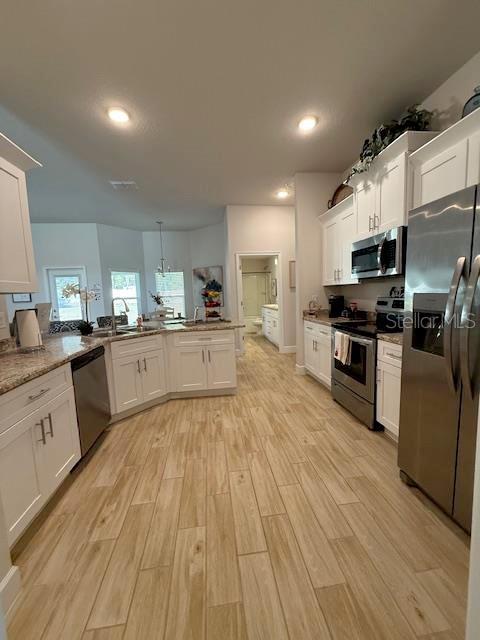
{"left": 328, "top": 276, "right": 405, "bottom": 311}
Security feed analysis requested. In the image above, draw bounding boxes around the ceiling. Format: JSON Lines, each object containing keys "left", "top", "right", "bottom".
{"left": 1, "top": 0, "right": 479, "bottom": 230}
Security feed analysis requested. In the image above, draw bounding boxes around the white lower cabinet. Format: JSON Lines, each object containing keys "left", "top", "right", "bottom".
{"left": 304, "top": 322, "right": 331, "bottom": 388}
{"left": 0, "top": 377, "right": 80, "bottom": 546}
{"left": 112, "top": 344, "right": 167, "bottom": 411}
{"left": 175, "top": 346, "right": 208, "bottom": 392}
{"left": 262, "top": 307, "right": 280, "bottom": 347}
{"left": 376, "top": 340, "right": 402, "bottom": 439}
{"left": 206, "top": 344, "right": 237, "bottom": 389}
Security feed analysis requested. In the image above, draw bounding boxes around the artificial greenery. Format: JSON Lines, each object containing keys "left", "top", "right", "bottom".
{"left": 346, "top": 105, "right": 433, "bottom": 182}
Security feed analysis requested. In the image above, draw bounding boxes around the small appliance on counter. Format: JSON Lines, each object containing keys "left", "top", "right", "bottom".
{"left": 13, "top": 309, "right": 44, "bottom": 352}
{"left": 328, "top": 294, "right": 344, "bottom": 318}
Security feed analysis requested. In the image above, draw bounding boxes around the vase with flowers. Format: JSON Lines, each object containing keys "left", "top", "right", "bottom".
{"left": 62, "top": 283, "right": 96, "bottom": 335}
{"left": 201, "top": 279, "right": 223, "bottom": 319}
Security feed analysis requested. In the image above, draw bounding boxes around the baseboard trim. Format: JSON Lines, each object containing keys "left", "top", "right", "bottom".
{"left": 0, "top": 565, "right": 21, "bottom": 621}
{"left": 295, "top": 364, "right": 306, "bottom": 375}
{"left": 280, "top": 345, "right": 296, "bottom": 354}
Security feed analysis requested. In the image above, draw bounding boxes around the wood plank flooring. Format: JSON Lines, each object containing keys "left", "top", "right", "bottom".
{"left": 8, "top": 336, "right": 470, "bottom": 639}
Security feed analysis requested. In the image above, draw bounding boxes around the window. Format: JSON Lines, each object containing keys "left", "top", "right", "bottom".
{"left": 155, "top": 271, "right": 186, "bottom": 318}
{"left": 47, "top": 268, "right": 87, "bottom": 321}
{"left": 111, "top": 271, "right": 141, "bottom": 324}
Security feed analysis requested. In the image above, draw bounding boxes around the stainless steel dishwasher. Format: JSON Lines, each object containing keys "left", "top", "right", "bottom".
{"left": 71, "top": 346, "right": 111, "bottom": 456}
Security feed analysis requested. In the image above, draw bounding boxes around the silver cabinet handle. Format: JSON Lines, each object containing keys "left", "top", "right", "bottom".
{"left": 460, "top": 254, "right": 480, "bottom": 398}
{"left": 368, "top": 216, "right": 372, "bottom": 232}
{"left": 36, "top": 418, "right": 47, "bottom": 445}
{"left": 143, "top": 357, "right": 147, "bottom": 372}
{"left": 28, "top": 388, "right": 50, "bottom": 402}
{"left": 386, "top": 352, "right": 402, "bottom": 360}
{"left": 374, "top": 214, "right": 380, "bottom": 229}
{"left": 137, "top": 359, "right": 141, "bottom": 374}
{"left": 202, "top": 350, "right": 205, "bottom": 363}
{"left": 45, "top": 412, "right": 54, "bottom": 438}
{"left": 314, "top": 340, "right": 317, "bottom": 352}
{"left": 444, "top": 256, "right": 466, "bottom": 393}
{"left": 208, "top": 350, "right": 211, "bottom": 363}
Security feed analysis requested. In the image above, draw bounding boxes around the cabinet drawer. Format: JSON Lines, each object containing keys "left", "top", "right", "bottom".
{"left": 304, "top": 321, "right": 330, "bottom": 337}
{"left": 172, "top": 330, "right": 234, "bottom": 347}
{"left": 0, "top": 364, "right": 72, "bottom": 435}
{"left": 111, "top": 334, "right": 164, "bottom": 359}
{"left": 377, "top": 340, "right": 402, "bottom": 368}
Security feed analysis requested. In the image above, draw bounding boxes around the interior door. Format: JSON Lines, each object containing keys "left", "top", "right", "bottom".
{"left": 206, "top": 344, "right": 237, "bottom": 389}
{"left": 141, "top": 348, "right": 167, "bottom": 401}
{"left": 47, "top": 267, "right": 87, "bottom": 321}
{"left": 399, "top": 187, "right": 475, "bottom": 517}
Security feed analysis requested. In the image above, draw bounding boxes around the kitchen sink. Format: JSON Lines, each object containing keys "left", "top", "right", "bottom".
{"left": 118, "top": 325, "right": 158, "bottom": 333}
{"left": 92, "top": 329, "right": 118, "bottom": 338}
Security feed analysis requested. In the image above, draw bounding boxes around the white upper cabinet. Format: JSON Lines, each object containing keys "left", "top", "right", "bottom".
{"left": 0, "top": 133, "right": 41, "bottom": 293}
{"left": 350, "top": 131, "right": 438, "bottom": 240}
{"left": 320, "top": 195, "right": 357, "bottom": 286}
{"left": 411, "top": 109, "right": 480, "bottom": 208}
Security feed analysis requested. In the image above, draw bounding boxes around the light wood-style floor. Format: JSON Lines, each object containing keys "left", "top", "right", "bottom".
{"left": 7, "top": 336, "right": 470, "bottom": 640}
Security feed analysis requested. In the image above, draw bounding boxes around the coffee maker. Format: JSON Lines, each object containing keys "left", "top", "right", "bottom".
{"left": 328, "top": 295, "right": 344, "bottom": 318}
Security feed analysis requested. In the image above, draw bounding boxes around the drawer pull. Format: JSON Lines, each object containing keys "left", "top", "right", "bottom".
{"left": 137, "top": 360, "right": 141, "bottom": 374}
{"left": 143, "top": 357, "right": 147, "bottom": 372}
{"left": 28, "top": 388, "right": 50, "bottom": 402}
{"left": 386, "top": 351, "right": 402, "bottom": 360}
{"left": 36, "top": 419, "right": 47, "bottom": 445}
{"left": 45, "top": 412, "right": 54, "bottom": 438}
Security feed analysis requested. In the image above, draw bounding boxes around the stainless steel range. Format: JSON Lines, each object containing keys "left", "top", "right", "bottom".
{"left": 331, "top": 297, "right": 404, "bottom": 429}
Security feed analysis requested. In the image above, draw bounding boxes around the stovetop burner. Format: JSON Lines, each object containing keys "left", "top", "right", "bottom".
{"left": 332, "top": 320, "right": 402, "bottom": 339}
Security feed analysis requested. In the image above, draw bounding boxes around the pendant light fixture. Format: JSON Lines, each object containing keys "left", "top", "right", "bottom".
{"left": 156, "top": 221, "right": 171, "bottom": 276}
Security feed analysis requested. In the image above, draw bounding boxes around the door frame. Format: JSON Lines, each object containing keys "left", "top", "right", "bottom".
{"left": 235, "top": 251, "right": 284, "bottom": 355}
{"left": 45, "top": 266, "right": 87, "bottom": 321}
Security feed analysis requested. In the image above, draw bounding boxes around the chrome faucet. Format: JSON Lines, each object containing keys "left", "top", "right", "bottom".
{"left": 111, "top": 298, "right": 130, "bottom": 333}
{"left": 193, "top": 306, "right": 201, "bottom": 323}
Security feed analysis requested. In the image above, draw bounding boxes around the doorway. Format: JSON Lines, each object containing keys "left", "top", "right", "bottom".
{"left": 47, "top": 267, "right": 87, "bottom": 321}
{"left": 236, "top": 252, "right": 282, "bottom": 353}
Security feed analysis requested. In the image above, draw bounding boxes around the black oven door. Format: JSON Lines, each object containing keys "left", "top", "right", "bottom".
{"left": 332, "top": 332, "right": 376, "bottom": 402}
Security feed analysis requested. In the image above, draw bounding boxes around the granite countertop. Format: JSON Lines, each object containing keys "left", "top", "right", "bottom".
{"left": 303, "top": 311, "right": 353, "bottom": 327}
{"left": 0, "top": 321, "right": 243, "bottom": 396}
{"left": 378, "top": 333, "right": 403, "bottom": 346}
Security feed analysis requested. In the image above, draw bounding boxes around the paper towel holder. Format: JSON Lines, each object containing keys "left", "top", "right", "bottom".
{"left": 13, "top": 309, "right": 45, "bottom": 353}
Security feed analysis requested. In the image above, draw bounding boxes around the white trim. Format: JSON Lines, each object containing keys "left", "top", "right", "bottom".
{"left": 280, "top": 345, "right": 296, "bottom": 354}
{"left": 295, "top": 364, "right": 306, "bottom": 375}
{"left": 0, "top": 565, "right": 21, "bottom": 620}
{"left": 235, "top": 251, "right": 284, "bottom": 354}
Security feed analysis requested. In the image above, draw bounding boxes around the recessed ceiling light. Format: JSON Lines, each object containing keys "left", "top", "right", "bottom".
{"left": 107, "top": 107, "right": 130, "bottom": 124}
{"left": 276, "top": 189, "right": 289, "bottom": 199}
{"left": 298, "top": 115, "right": 318, "bottom": 132}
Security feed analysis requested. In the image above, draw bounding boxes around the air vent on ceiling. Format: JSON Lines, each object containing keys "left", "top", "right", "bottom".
{"left": 109, "top": 180, "right": 138, "bottom": 191}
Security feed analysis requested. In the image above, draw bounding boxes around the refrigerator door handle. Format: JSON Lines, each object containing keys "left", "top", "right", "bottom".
{"left": 460, "top": 254, "right": 480, "bottom": 398}
{"left": 444, "top": 256, "right": 466, "bottom": 393}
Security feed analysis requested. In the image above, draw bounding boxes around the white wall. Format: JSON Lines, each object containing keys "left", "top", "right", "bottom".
{"left": 6, "top": 223, "right": 104, "bottom": 323}
{"left": 294, "top": 173, "right": 341, "bottom": 368}
{"left": 225, "top": 205, "right": 296, "bottom": 351}
{"left": 421, "top": 51, "right": 480, "bottom": 131}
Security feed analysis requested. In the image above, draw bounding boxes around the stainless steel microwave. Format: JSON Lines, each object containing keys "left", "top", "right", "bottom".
{"left": 351, "top": 226, "right": 406, "bottom": 279}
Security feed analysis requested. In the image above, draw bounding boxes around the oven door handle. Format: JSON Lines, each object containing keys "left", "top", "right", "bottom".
{"left": 444, "top": 256, "right": 466, "bottom": 393}
{"left": 346, "top": 335, "right": 373, "bottom": 347}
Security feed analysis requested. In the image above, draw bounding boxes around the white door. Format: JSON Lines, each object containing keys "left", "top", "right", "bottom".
{"left": 0, "top": 156, "right": 37, "bottom": 293}
{"left": 112, "top": 354, "right": 144, "bottom": 411}
{"left": 206, "top": 344, "right": 237, "bottom": 389}
{"left": 376, "top": 153, "right": 407, "bottom": 232}
{"left": 317, "top": 332, "right": 332, "bottom": 387}
{"left": 175, "top": 346, "right": 208, "bottom": 392}
{"left": 338, "top": 206, "right": 358, "bottom": 285}
{"left": 413, "top": 139, "right": 468, "bottom": 207}
{"left": 47, "top": 267, "right": 87, "bottom": 322}
{"left": 323, "top": 217, "right": 339, "bottom": 285}
{"left": 0, "top": 411, "right": 44, "bottom": 545}
{"left": 354, "top": 177, "right": 376, "bottom": 239}
{"left": 141, "top": 348, "right": 167, "bottom": 401}
{"left": 304, "top": 329, "right": 318, "bottom": 375}
{"left": 376, "top": 362, "right": 402, "bottom": 438}
{"left": 36, "top": 388, "right": 81, "bottom": 495}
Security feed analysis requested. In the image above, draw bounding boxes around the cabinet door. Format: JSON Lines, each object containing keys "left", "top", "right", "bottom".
{"left": 354, "top": 177, "right": 376, "bottom": 239}
{"left": 316, "top": 332, "right": 332, "bottom": 387}
{"left": 141, "top": 348, "right": 167, "bottom": 401}
{"left": 413, "top": 139, "right": 468, "bottom": 207}
{"left": 467, "top": 131, "right": 480, "bottom": 187}
{"left": 175, "top": 346, "right": 208, "bottom": 392}
{"left": 0, "top": 157, "right": 37, "bottom": 293}
{"left": 376, "top": 153, "right": 407, "bottom": 232}
{"left": 323, "top": 217, "right": 339, "bottom": 285}
{"left": 0, "top": 412, "right": 44, "bottom": 545}
{"left": 270, "top": 315, "right": 280, "bottom": 345}
{"left": 112, "top": 354, "right": 144, "bottom": 411}
{"left": 36, "top": 388, "right": 81, "bottom": 496}
{"left": 304, "top": 328, "right": 317, "bottom": 373}
{"left": 338, "top": 206, "right": 358, "bottom": 285}
{"left": 206, "top": 344, "right": 237, "bottom": 390}
{"left": 376, "top": 361, "right": 401, "bottom": 438}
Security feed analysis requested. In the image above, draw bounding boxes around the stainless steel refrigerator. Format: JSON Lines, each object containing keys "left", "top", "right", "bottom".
{"left": 399, "top": 185, "right": 480, "bottom": 533}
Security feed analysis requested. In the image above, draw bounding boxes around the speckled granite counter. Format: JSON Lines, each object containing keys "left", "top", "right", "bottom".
{"left": 377, "top": 333, "right": 403, "bottom": 346}
{"left": 303, "top": 312, "right": 353, "bottom": 327}
{"left": 0, "top": 322, "right": 243, "bottom": 396}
